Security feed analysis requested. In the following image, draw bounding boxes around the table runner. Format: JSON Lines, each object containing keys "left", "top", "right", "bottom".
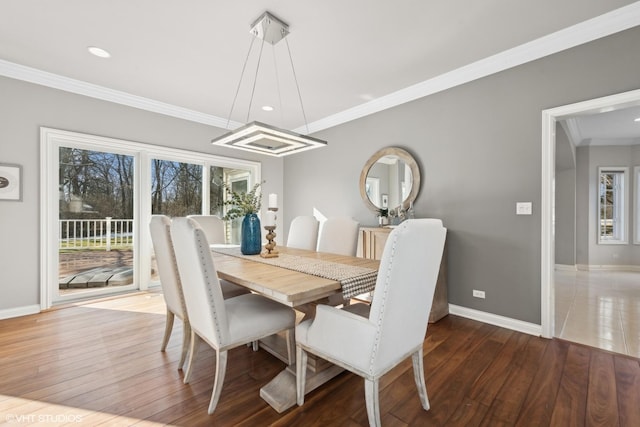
{"left": 212, "top": 247, "right": 377, "bottom": 299}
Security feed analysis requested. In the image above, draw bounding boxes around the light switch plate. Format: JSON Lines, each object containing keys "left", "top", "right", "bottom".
{"left": 516, "top": 202, "right": 532, "bottom": 215}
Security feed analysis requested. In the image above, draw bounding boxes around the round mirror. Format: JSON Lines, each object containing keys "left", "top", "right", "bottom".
{"left": 359, "top": 147, "right": 421, "bottom": 213}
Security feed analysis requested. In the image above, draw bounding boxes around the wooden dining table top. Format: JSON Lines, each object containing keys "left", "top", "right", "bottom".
{"left": 211, "top": 246, "right": 380, "bottom": 307}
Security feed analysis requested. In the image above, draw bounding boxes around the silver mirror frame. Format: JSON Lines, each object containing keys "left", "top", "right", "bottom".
{"left": 359, "top": 147, "right": 421, "bottom": 213}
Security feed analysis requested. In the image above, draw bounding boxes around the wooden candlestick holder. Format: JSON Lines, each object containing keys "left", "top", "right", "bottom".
{"left": 261, "top": 207, "right": 279, "bottom": 258}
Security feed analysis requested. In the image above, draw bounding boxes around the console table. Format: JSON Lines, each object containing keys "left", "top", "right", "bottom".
{"left": 356, "top": 226, "right": 449, "bottom": 322}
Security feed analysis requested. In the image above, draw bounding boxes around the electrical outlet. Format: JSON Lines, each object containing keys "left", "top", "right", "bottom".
{"left": 473, "top": 290, "right": 485, "bottom": 299}
{"left": 516, "top": 202, "right": 532, "bottom": 215}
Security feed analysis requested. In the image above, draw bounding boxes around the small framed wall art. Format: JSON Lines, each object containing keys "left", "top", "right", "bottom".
{"left": 0, "top": 163, "right": 22, "bottom": 201}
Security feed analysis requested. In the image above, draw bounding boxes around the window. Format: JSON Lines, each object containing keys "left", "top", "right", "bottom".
{"left": 598, "top": 167, "right": 628, "bottom": 244}
{"left": 151, "top": 159, "right": 203, "bottom": 216}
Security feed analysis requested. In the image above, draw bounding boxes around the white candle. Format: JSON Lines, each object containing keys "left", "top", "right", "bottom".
{"left": 265, "top": 210, "right": 276, "bottom": 227}
{"left": 268, "top": 193, "right": 278, "bottom": 209}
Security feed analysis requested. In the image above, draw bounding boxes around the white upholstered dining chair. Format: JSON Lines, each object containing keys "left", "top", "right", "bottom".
{"left": 150, "top": 215, "right": 249, "bottom": 372}
{"left": 149, "top": 215, "right": 190, "bottom": 370}
{"left": 286, "top": 215, "right": 320, "bottom": 251}
{"left": 187, "top": 214, "right": 249, "bottom": 300}
{"left": 170, "top": 217, "right": 296, "bottom": 414}
{"left": 295, "top": 219, "right": 447, "bottom": 427}
{"left": 316, "top": 216, "right": 360, "bottom": 256}
{"left": 187, "top": 215, "right": 226, "bottom": 244}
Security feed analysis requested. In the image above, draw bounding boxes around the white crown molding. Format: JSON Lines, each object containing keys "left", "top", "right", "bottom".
{"left": 0, "top": 59, "right": 243, "bottom": 130}
{"left": 1, "top": 3, "right": 639, "bottom": 133}
{"left": 298, "top": 2, "right": 640, "bottom": 134}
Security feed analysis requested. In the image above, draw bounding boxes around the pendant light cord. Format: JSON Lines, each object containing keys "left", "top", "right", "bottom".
{"left": 272, "top": 46, "right": 284, "bottom": 128}
{"left": 285, "top": 38, "right": 310, "bottom": 134}
{"left": 225, "top": 19, "right": 311, "bottom": 135}
{"left": 225, "top": 37, "right": 256, "bottom": 130}
{"left": 246, "top": 37, "right": 265, "bottom": 123}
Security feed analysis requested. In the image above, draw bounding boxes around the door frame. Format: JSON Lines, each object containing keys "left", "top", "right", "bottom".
{"left": 41, "top": 129, "right": 142, "bottom": 307}
{"left": 540, "top": 87, "right": 640, "bottom": 338}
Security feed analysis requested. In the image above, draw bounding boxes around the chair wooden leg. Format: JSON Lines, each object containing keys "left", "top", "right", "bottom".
{"left": 364, "top": 378, "right": 381, "bottom": 427}
{"left": 183, "top": 331, "right": 200, "bottom": 384}
{"left": 177, "top": 320, "right": 190, "bottom": 370}
{"left": 411, "top": 349, "right": 430, "bottom": 410}
{"left": 296, "top": 346, "right": 308, "bottom": 406}
{"left": 207, "top": 349, "right": 228, "bottom": 414}
{"left": 161, "top": 310, "right": 175, "bottom": 351}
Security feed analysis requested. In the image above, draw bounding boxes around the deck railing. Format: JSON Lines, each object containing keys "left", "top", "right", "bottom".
{"left": 59, "top": 217, "right": 134, "bottom": 250}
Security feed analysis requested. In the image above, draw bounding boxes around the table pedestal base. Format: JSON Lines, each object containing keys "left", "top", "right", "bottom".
{"left": 257, "top": 303, "right": 349, "bottom": 413}
{"left": 260, "top": 364, "right": 344, "bottom": 413}
{"left": 258, "top": 333, "right": 343, "bottom": 413}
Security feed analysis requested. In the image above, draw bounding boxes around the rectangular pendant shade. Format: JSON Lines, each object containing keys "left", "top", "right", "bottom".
{"left": 211, "top": 121, "right": 327, "bottom": 157}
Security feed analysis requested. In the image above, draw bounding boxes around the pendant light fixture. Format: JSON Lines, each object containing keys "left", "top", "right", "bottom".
{"left": 211, "top": 11, "right": 327, "bottom": 157}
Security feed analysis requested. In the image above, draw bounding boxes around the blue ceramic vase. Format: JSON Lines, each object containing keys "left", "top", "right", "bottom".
{"left": 241, "top": 213, "right": 262, "bottom": 255}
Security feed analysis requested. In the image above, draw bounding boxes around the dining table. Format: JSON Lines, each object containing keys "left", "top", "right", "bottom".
{"left": 210, "top": 244, "right": 380, "bottom": 413}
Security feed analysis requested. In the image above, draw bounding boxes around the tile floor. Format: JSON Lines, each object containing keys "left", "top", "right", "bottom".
{"left": 555, "top": 269, "right": 640, "bottom": 358}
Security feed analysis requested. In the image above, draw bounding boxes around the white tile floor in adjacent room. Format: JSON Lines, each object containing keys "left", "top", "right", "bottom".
{"left": 555, "top": 269, "right": 640, "bottom": 358}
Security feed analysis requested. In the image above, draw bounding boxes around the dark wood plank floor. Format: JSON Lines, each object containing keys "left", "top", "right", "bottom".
{"left": 0, "top": 291, "right": 638, "bottom": 426}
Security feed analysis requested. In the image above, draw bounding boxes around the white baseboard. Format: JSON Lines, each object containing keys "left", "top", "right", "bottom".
{"left": 576, "top": 264, "right": 640, "bottom": 272}
{"left": 555, "top": 264, "right": 578, "bottom": 271}
{"left": 448, "top": 304, "right": 542, "bottom": 337}
{"left": 0, "top": 304, "right": 40, "bottom": 320}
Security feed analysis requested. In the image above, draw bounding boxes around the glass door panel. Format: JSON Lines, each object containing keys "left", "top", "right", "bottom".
{"left": 149, "top": 159, "right": 203, "bottom": 282}
{"left": 226, "top": 171, "right": 250, "bottom": 244}
{"left": 151, "top": 159, "right": 203, "bottom": 216}
{"left": 57, "top": 147, "right": 136, "bottom": 301}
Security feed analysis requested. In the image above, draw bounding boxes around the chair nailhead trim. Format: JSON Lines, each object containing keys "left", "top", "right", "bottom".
{"left": 368, "top": 221, "right": 409, "bottom": 375}
{"left": 194, "top": 228, "right": 223, "bottom": 343}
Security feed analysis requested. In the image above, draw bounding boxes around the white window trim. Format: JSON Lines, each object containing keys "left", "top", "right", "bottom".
{"left": 597, "top": 166, "right": 628, "bottom": 245}
{"left": 40, "top": 127, "right": 260, "bottom": 309}
{"left": 635, "top": 166, "right": 640, "bottom": 245}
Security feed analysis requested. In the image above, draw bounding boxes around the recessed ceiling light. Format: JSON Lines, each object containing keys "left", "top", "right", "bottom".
{"left": 262, "top": 105, "right": 274, "bottom": 112}
{"left": 88, "top": 46, "right": 111, "bottom": 58}
{"left": 634, "top": 117, "right": 640, "bottom": 122}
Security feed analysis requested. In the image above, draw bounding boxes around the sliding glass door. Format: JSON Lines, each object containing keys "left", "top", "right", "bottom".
{"left": 41, "top": 128, "right": 260, "bottom": 308}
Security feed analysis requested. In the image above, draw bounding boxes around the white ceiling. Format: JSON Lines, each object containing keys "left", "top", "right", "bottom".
{"left": 565, "top": 106, "right": 640, "bottom": 146}
{"left": 1, "top": 0, "right": 639, "bottom": 137}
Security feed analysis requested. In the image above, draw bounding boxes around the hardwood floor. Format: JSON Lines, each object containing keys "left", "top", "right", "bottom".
{"left": 1, "top": 291, "right": 638, "bottom": 426}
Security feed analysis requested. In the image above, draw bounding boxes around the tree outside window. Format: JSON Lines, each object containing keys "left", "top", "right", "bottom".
{"left": 598, "top": 167, "right": 628, "bottom": 244}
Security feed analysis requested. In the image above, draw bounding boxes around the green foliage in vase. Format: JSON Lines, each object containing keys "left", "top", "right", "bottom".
{"left": 221, "top": 183, "right": 262, "bottom": 220}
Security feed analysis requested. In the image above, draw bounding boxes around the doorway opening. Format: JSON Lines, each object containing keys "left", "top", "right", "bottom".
{"left": 541, "top": 88, "right": 640, "bottom": 341}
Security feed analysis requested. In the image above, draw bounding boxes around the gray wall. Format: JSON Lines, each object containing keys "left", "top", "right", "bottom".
{"left": 0, "top": 77, "right": 283, "bottom": 311}
{"left": 578, "top": 144, "right": 640, "bottom": 267}
{"left": 3, "top": 26, "right": 640, "bottom": 325}
{"left": 555, "top": 125, "right": 576, "bottom": 266}
{"left": 284, "top": 26, "right": 640, "bottom": 325}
